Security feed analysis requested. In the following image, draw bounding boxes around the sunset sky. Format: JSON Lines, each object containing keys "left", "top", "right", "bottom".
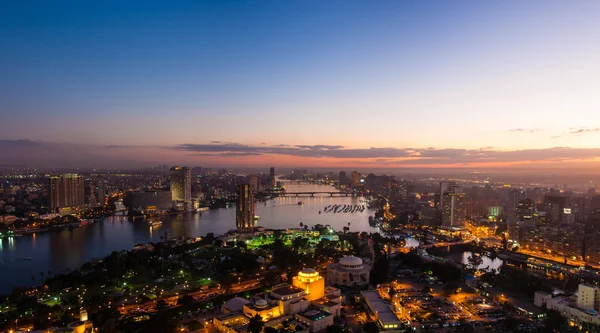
{"left": 2, "top": 1, "right": 600, "bottom": 169}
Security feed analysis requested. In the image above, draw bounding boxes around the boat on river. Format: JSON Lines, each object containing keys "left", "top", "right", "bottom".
{"left": 149, "top": 221, "right": 162, "bottom": 227}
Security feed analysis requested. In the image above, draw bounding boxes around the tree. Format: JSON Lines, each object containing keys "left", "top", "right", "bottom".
{"left": 144, "top": 311, "right": 180, "bottom": 333}
{"left": 466, "top": 253, "right": 483, "bottom": 273}
{"left": 178, "top": 295, "right": 194, "bottom": 306}
{"left": 264, "top": 327, "right": 279, "bottom": 333}
{"left": 458, "top": 320, "right": 474, "bottom": 333}
{"left": 327, "top": 324, "right": 349, "bottom": 333}
{"left": 544, "top": 310, "right": 567, "bottom": 332}
{"left": 363, "top": 322, "right": 380, "bottom": 333}
{"left": 155, "top": 299, "right": 168, "bottom": 311}
{"left": 247, "top": 314, "right": 264, "bottom": 333}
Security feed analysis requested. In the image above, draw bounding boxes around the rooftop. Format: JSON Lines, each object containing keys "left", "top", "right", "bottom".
{"left": 272, "top": 285, "right": 305, "bottom": 297}
{"left": 298, "top": 308, "right": 332, "bottom": 321}
{"left": 362, "top": 291, "right": 402, "bottom": 325}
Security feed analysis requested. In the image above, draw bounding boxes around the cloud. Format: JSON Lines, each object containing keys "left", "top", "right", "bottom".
{"left": 569, "top": 128, "right": 600, "bottom": 134}
{"left": 550, "top": 135, "right": 562, "bottom": 139}
{"left": 170, "top": 142, "right": 600, "bottom": 165}
{"left": 0, "top": 139, "right": 43, "bottom": 147}
{"left": 508, "top": 128, "right": 540, "bottom": 133}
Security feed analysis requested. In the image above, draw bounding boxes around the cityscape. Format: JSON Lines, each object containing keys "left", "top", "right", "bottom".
{"left": 2, "top": 1, "right": 600, "bottom": 333}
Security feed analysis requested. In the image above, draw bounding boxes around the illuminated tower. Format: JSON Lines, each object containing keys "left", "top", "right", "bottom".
{"left": 442, "top": 189, "right": 466, "bottom": 227}
{"left": 170, "top": 166, "right": 191, "bottom": 203}
{"left": 236, "top": 184, "right": 255, "bottom": 230}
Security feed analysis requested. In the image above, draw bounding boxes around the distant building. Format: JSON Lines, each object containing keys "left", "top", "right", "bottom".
{"left": 442, "top": 188, "right": 466, "bottom": 227}
{"left": 125, "top": 191, "right": 173, "bottom": 211}
{"left": 269, "top": 167, "right": 276, "bottom": 187}
{"left": 170, "top": 166, "right": 191, "bottom": 203}
{"left": 49, "top": 174, "right": 85, "bottom": 212}
{"left": 236, "top": 184, "right": 255, "bottom": 230}
{"left": 249, "top": 175, "right": 258, "bottom": 194}
{"left": 545, "top": 194, "right": 570, "bottom": 224}
{"left": 389, "top": 179, "right": 408, "bottom": 205}
{"left": 326, "top": 255, "right": 371, "bottom": 286}
{"left": 338, "top": 171, "right": 347, "bottom": 186}
{"left": 438, "top": 181, "right": 457, "bottom": 210}
{"left": 351, "top": 171, "right": 360, "bottom": 187}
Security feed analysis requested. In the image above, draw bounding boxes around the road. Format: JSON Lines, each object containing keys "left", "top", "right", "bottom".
{"left": 118, "top": 277, "right": 263, "bottom": 316}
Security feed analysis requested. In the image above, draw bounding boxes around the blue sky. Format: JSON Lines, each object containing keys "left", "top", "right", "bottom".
{"left": 1, "top": 1, "right": 600, "bottom": 168}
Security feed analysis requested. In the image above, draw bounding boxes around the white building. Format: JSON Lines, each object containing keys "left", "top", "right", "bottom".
{"left": 577, "top": 284, "right": 600, "bottom": 311}
{"left": 326, "top": 255, "right": 371, "bottom": 287}
{"left": 535, "top": 286, "right": 600, "bottom": 327}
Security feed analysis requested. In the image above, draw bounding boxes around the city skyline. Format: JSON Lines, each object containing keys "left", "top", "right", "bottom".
{"left": 2, "top": 1, "right": 600, "bottom": 169}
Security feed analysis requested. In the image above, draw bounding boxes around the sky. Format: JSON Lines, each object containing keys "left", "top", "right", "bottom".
{"left": 1, "top": 0, "right": 600, "bottom": 169}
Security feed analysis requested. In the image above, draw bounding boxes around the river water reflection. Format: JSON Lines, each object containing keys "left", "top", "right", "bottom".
{"left": 0, "top": 183, "right": 380, "bottom": 293}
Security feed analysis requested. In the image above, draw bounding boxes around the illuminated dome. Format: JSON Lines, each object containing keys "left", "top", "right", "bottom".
{"left": 255, "top": 299, "right": 268, "bottom": 308}
{"left": 299, "top": 268, "right": 318, "bottom": 277}
{"left": 339, "top": 255, "right": 363, "bottom": 270}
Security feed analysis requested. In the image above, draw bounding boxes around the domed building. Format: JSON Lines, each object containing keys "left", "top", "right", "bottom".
{"left": 222, "top": 296, "right": 250, "bottom": 313}
{"left": 326, "top": 255, "right": 371, "bottom": 286}
{"left": 292, "top": 268, "right": 325, "bottom": 301}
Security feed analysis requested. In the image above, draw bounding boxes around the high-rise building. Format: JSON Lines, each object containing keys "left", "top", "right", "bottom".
{"left": 442, "top": 188, "right": 466, "bottom": 227}
{"left": 438, "top": 181, "right": 457, "bottom": 210}
{"left": 269, "top": 167, "right": 276, "bottom": 187}
{"left": 339, "top": 171, "right": 347, "bottom": 185}
{"left": 249, "top": 175, "right": 258, "bottom": 194}
{"left": 545, "top": 194, "right": 569, "bottom": 224}
{"left": 236, "top": 184, "right": 255, "bottom": 230}
{"left": 351, "top": 171, "right": 360, "bottom": 187}
{"left": 170, "top": 166, "right": 191, "bottom": 203}
{"left": 49, "top": 174, "right": 85, "bottom": 211}
{"left": 96, "top": 176, "right": 105, "bottom": 206}
{"left": 516, "top": 199, "right": 535, "bottom": 226}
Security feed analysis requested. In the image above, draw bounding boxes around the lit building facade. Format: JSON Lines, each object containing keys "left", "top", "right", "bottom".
{"left": 170, "top": 166, "right": 191, "bottom": 203}
{"left": 351, "top": 171, "right": 360, "bottom": 187}
{"left": 292, "top": 268, "right": 325, "bottom": 301}
{"left": 236, "top": 184, "right": 255, "bottom": 230}
{"left": 326, "top": 255, "right": 370, "bottom": 286}
{"left": 49, "top": 174, "right": 85, "bottom": 212}
{"left": 442, "top": 190, "right": 466, "bottom": 227}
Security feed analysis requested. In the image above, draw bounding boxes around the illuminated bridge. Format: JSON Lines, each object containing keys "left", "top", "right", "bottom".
{"left": 277, "top": 191, "right": 355, "bottom": 197}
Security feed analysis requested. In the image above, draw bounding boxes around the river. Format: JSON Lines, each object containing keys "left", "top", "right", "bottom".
{"left": 0, "top": 183, "right": 381, "bottom": 293}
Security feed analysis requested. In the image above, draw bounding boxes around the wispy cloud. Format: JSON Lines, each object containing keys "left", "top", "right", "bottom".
{"left": 569, "top": 128, "right": 600, "bottom": 134}
{"left": 508, "top": 128, "right": 540, "bottom": 133}
{"left": 170, "top": 142, "right": 600, "bottom": 165}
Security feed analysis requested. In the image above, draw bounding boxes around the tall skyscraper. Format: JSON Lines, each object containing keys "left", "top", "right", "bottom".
{"left": 339, "top": 171, "right": 347, "bottom": 185}
{"left": 236, "top": 184, "right": 255, "bottom": 230}
{"left": 442, "top": 188, "right": 466, "bottom": 227}
{"left": 49, "top": 174, "right": 85, "bottom": 211}
{"left": 170, "top": 166, "right": 191, "bottom": 203}
{"left": 269, "top": 167, "right": 276, "bottom": 187}
{"left": 438, "top": 181, "right": 457, "bottom": 210}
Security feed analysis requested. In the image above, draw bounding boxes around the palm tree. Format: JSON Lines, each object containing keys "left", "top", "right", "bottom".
{"left": 40, "top": 271, "right": 44, "bottom": 284}
{"left": 299, "top": 222, "right": 304, "bottom": 229}
{"left": 31, "top": 275, "right": 35, "bottom": 287}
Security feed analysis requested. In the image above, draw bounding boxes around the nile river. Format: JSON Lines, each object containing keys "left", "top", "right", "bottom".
{"left": 0, "top": 183, "right": 379, "bottom": 293}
